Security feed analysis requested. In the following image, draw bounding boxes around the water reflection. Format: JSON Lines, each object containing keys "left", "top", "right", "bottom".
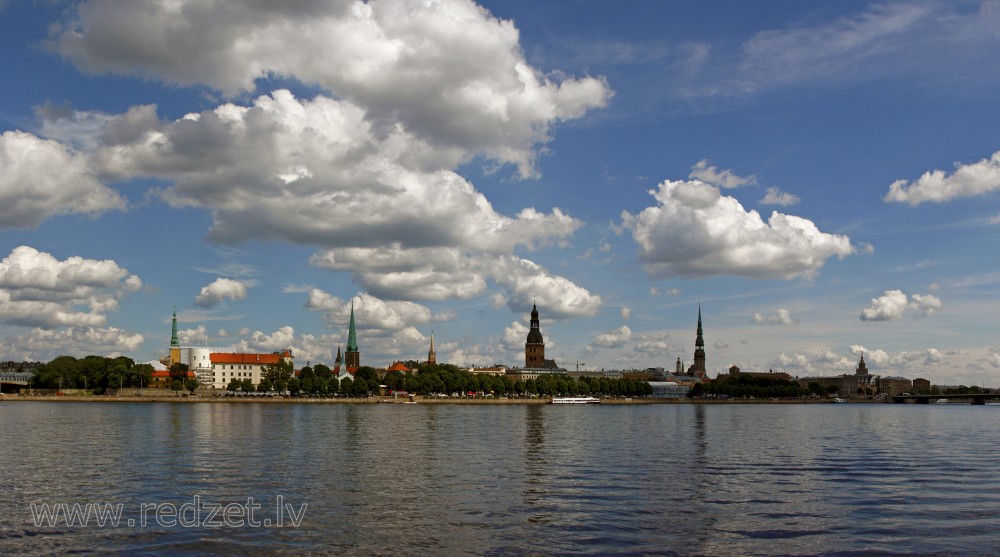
{"left": 4, "top": 402, "right": 1000, "bottom": 555}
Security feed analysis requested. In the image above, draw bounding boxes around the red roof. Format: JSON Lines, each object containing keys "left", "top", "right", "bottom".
{"left": 211, "top": 353, "right": 283, "bottom": 365}
{"left": 386, "top": 361, "right": 410, "bottom": 372}
{"left": 151, "top": 370, "right": 195, "bottom": 378}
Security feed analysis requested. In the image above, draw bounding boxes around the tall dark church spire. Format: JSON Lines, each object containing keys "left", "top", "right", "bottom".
{"left": 345, "top": 301, "right": 360, "bottom": 370}
{"left": 696, "top": 304, "right": 704, "bottom": 348}
{"left": 688, "top": 304, "right": 707, "bottom": 378}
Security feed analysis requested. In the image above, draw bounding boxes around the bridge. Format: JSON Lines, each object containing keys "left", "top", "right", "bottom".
{"left": 0, "top": 372, "right": 32, "bottom": 393}
{"left": 891, "top": 393, "right": 1000, "bottom": 405}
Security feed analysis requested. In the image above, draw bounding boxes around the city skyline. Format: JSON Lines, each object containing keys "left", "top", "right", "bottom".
{"left": 2, "top": 1, "right": 1000, "bottom": 384}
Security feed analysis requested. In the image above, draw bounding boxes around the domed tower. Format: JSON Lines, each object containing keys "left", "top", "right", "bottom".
{"left": 525, "top": 303, "right": 545, "bottom": 368}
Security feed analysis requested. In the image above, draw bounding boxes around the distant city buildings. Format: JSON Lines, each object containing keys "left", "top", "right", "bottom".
{"left": 796, "top": 354, "right": 907, "bottom": 398}
{"left": 145, "top": 301, "right": 945, "bottom": 398}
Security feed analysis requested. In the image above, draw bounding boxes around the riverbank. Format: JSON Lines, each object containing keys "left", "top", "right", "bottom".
{"left": 2, "top": 394, "right": 859, "bottom": 404}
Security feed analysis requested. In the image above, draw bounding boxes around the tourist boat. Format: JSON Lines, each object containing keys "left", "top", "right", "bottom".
{"left": 548, "top": 396, "right": 601, "bottom": 404}
{"left": 832, "top": 397, "right": 847, "bottom": 403}
{"left": 934, "top": 398, "right": 948, "bottom": 404}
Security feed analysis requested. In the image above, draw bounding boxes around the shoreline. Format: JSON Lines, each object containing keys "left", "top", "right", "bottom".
{"left": 1, "top": 394, "right": 861, "bottom": 405}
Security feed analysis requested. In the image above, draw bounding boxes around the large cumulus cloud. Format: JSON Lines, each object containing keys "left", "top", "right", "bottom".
{"left": 621, "top": 179, "right": 854, "bottom": 279}
{"left": 52, "top": 0, "right": 611, "bottom": 179}
{"left": 310, "top": 248, "right": 602, "bottom": 318}
{"left": 0, "top": 246, "right": 142, "bottom": 328}
{"left": 0, "top": 130, "right": 125, "bottom": 228}
{"left": 19, "top": 1, "right": 612, "bottom": 323}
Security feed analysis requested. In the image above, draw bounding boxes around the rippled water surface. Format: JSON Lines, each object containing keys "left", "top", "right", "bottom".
{"left": 2, "top": 401, "right": 999, "bottom": 555}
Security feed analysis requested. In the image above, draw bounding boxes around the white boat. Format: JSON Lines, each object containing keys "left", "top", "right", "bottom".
{"left": 934, "top": 398, "right": 948, "bottom": 404}
{"left": 832, "top": 397, "right": 847, "bottom": 403}
{"left": 548, "top": 396, "right": 601, "bottom": 404}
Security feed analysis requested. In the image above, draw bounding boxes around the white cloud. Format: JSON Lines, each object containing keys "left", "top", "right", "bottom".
{"left": 688, "top": 159, "right": 755, "bottom": 188}
{"left": 753, "top": 308, "right": 799, "bottom": 325}
{"left": 0, "top": 326, "right": 144, "bottom": 361}
{"left": 306, "top": 290, "right": 432, "bottom": 332}
{"left": 885, "top": 151, "right": 1000, "bottom": 205}
{"left": 177, "top": 325, "right": 207, "bottom": 345}
{"left": 860, "top": 290, "right": 909, "bottom": 321}
{"left": 310, "top": 247, "right": 600, "bottom": 318}
{"left": 910, "top": 293, "right": 942, "bottom": 317}
{"left": 590, "top": 325, "right": 631, "bottom": 349}
{"left": 633, "top": 331, "right": 674, "bottom": 356}
{"left": 0, "top": 246, "right": 141, "bottom": 328}
{"left": 621, "top": 179, "right": 854, "bottom": 278}
{"left": 194, "top": 278, "right": 249, "bottom": 308}
{"left": 860, "top": 289, "right": 942, "bottom": 321}
{"left": 621, "top": 306, "right": 631, "bottom": 320}
{"left": 774, "top": 352, "right": 810, "bottom": 368}
{"left": 229, "top": 325, "right": 336, "bottom": 365}
{"left": 502, "top": 321, "right": 529, "bottom": 352}
{"left": 849, "top": 345, "right": 889, "bottom": 365}
{"left": 53, "top": 0, "right": 611, "bottom": 179}
{"left": 39, "top": 1, "right": 612, "bottom": 322}
{"left": 987, "top": 349, "right": 1000, "bottom": 368}
{"left": 0, "top": 130, "right": 125, "bottom": 228}
{"left": 759, "top": 187, "right": 800, "bottom": 206}
{"left": 448, "top": 347, "right": 496, "bottom": 368}
{"left": 490, "top": 256, "right": 602, "bottom": 318}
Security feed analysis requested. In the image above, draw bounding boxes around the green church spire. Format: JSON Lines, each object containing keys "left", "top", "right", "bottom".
{"left": 346, "top": 301, "right": 358, "bottom": 352}
{"left": 170, "top": 306, "right": 179, "bottom": 347}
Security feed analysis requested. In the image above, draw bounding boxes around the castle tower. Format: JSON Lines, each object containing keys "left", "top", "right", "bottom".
{"left": 345, "top": 302, "right": 360, "bottom": 370}
{"left": 428, "top": 331, "right": 436, "bottom": 365}
{"left": 169, "top": 306, "right": 181, "bottom": 366}
{"left": 525, "top": 303, "right": 545, "bottom": 368}
{"left": 687, "top": 305, "right": 706, "bottom": 378}
{"left": 855, "top": 354, "right": 868, "bottom": 376}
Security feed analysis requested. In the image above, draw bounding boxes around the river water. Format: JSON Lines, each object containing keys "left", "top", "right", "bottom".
{"left": 1, "top": 401, "right": 998, "bottom": 556}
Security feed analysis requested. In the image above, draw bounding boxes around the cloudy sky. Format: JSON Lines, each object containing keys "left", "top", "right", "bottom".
{"left": 2, "top": 0, "right": 1000, "bottom": 385}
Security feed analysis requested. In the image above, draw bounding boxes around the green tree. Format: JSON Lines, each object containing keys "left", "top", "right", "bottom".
{"left": 169, "top": 362, "right": 189, "bottom": 390}
{"left": 262, "top": 359, "right": 294, "bottom": 385}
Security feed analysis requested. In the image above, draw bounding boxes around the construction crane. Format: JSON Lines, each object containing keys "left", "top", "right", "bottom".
{"left": 575, "top": 361, "right": 586, "bottom": 372}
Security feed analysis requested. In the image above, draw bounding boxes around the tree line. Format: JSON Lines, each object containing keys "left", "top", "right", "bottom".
{"left": 30, "top": 355, "right": 154, "bottom": 393}
{"left": 691, "top": 374, "right": 807, "bottom": 399}
{"left": 228, "top": 362, "right": 653, "bottom": 398}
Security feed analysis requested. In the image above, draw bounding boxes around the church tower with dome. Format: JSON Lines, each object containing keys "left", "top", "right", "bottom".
{"left": 525, "top": 303, "right": 545, "bottom": 368}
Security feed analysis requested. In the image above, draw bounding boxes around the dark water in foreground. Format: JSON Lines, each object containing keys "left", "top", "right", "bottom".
{"left": 1, "top": 401, "right": 999, "bottom": 555}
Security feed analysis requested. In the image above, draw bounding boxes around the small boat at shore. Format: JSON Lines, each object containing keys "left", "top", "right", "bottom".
{"left": 548, "top": 396, "right": 601, "bottom": 404}
{"left": 832, "top": 397, "right": 847, "bottom": 403}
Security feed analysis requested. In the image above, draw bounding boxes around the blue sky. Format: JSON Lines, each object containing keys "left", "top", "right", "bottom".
{"left": 2, "top": 0, "right": 1000, "bottom": 385}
